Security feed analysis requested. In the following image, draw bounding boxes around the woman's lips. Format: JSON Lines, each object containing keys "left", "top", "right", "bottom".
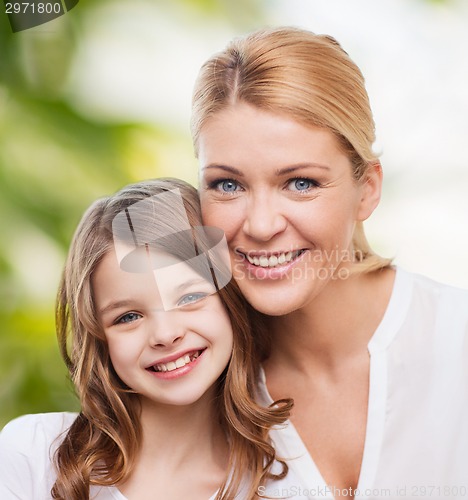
{"left": 244, "top": 249, "right": 305, "bottom": 268}
{"left": 237, "top": 249, "right": 307, "bottom": 280}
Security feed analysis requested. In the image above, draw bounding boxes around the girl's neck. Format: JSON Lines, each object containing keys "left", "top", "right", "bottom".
{"left": 118, "top": 388, "right": 229, "bottom": 499}
{"left": 138, "top": 389, "right": 227, "bottom": 469}
{"left": 264, "top": 267, "right": 395, "bottom": 373}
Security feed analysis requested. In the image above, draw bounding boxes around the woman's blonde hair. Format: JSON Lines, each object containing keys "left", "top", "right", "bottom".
{"left": 191, "top": 26, "right": 392, "bottom": 273}
{"left": 53, "top": 178, "right": 292, "bottom": 499}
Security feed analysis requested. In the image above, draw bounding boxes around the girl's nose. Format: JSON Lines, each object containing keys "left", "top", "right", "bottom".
{"left": 147, "top": 311, "right": 186, "bottom": 348}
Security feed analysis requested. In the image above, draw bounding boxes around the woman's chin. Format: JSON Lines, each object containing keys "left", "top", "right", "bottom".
{"left": 238, "top": 285, "right": 309, "bottom": 317}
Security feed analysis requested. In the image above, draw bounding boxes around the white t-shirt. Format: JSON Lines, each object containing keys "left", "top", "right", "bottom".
{"left": 0, "top": 411, "right": 302, "bottom": 499}
{"left": 256, "top": 267, "right": 468, "bottom": 500}
{"left": 0, "top": 413, "right": 125, "bottom": 500}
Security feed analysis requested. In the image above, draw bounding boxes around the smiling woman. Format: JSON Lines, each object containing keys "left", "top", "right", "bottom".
{"left": 192, "top": 26, "right": 468, "bottom": 499}
{"left": 198, "top": 103, "right": 384, "bottom": 317}
{"left": 0, "top": 178, "right": 296, "bottom": 499}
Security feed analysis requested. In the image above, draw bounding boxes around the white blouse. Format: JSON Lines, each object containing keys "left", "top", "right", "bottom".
{"left": 0, "top": 412, "right": 303, "bottom": 499}
{"left": 256, "top": 267, "right": 468, "bottom": 500}
{"left": 0, "top": 413, "right": 129, "bottom": 500}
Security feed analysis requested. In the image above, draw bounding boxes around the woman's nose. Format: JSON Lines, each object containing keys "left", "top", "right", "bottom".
{"left": 147, "top": 311, "right": 186, "bottom": 348}
{"left": 242, "top": 193, "right": 287, "bottom": 242}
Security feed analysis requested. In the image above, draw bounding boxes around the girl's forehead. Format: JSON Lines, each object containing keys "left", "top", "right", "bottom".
{"left": 94, "top": 250, "right": 218, "bottom": 313}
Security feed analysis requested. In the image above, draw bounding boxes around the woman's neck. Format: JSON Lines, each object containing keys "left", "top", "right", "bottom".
{"left": 264, "top": 267, "right": 395, "bottom": 374}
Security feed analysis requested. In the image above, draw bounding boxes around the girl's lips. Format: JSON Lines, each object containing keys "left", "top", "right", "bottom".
{"left": 146, "top": 348, "right": 204, "bottom": 368}
{"left": 239, "top": 249, "right": 308, "bottom": 280}
{"left": 146, "top": 349, "right": 206, "bottom": 380}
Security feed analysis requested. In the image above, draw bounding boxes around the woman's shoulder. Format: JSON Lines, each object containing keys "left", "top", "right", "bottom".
{"left": 395, "top": 267, "right": 468, "bottom": 346}
{"left": 404, "top": 268, "right": 468, "bottom": 311}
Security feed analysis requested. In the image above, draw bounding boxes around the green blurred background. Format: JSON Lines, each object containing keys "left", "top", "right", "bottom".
{"left": 0, "top": 0, "right": 272, "bottom": 428}
{"left": 1, "top": 0, "right": 467, "bottom": 428}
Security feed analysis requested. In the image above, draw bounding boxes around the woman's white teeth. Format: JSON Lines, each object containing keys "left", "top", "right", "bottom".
{"left": 246, "top": 250, "right": 301, "bottom": 268}
{"left": 155, "top": 352, "right": 200, "bottom": 372}
{"left": 259, "top": 256, "right": 269, "bottom": 266}
{"left": 269, "top": 255, "right": 278, "bottom": 266}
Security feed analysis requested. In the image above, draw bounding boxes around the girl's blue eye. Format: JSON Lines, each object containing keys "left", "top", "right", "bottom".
{"left": 287, "top": 178, "right": 318, "bottom": 192}
{"left": 177, "top": 292, "right": 207, "bottom": 307}
{"left": 116, "top": 312, "right": 141, "bottom": 324}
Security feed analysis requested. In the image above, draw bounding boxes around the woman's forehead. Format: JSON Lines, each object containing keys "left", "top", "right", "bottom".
{"left": 198, "top": 105, "right": 347, "bottom": 173}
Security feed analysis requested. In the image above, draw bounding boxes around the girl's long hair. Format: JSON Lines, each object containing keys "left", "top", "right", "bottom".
{"left": 52, "top": 178, "right": 292, "bottom": 500}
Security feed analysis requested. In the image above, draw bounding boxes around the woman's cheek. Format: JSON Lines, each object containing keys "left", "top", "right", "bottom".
{"left": 201, "top": 200, "right": 237, "bottom": 239}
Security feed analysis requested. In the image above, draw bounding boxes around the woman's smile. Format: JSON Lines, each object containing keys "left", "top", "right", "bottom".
{"left": 235, "top": 248, "right": 308, "bottom": 280}
{"left": 198, "top": 103, "right": 379, "bottom": 315}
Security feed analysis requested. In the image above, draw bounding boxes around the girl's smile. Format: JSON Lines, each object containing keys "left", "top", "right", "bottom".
{"left": 93, "top": 249, "right": 233, "bottom": 407}
{"left": 145, "top": 348, "right": 205, "bottom": 380}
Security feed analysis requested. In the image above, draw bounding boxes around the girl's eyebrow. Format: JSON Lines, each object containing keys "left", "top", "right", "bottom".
{"left": 99, "top": 279, "right": 212, "bottom": 314}
{"left": 174, "top": 277, "right": 213, "bottom": 293}
{"left": 99, "top": 300, "right": 133, "bottom": 315}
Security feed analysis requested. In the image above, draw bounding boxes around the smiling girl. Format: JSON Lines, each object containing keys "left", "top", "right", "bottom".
{"left": 0, "top": 178, "right": 293, "bottom": 499}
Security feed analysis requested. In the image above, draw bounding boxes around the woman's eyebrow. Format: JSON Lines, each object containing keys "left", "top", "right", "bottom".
{"left": 204, "top": 163, "right": 330, "bottom": 176}
{"left": 204, "top": 164, "right": 244, "bottom": 176}
{"left": 276, "top": 163, "right": 331, "bottom": 175}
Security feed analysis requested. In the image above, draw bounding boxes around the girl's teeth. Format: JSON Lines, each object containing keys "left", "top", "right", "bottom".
{"left": 246, "top": 250, "right": 302, "bottom": 268}
{"left": 155, "top": 351, "right": 200, "bottom": 372}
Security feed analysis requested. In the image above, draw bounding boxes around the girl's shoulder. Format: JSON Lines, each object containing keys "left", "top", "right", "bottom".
{"left": 0, "top": 412, "right": 79, "bottom": 499}
{"left": 0, "top": 412, "right": 79, "bottom": 451}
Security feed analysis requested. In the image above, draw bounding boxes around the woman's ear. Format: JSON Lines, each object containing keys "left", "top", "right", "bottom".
{"left": 357, "top": 161, "right": 383, "bottom": 221}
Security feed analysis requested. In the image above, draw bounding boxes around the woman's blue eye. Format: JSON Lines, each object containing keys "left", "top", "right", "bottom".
{"left": 178, "top": 292, "right": 207, "bottom": 307}
{"left": 206, "top": 178, "right": 242, "bottom": 194}
{"left": 288, "top": 178, "right": 317, "bottom": 192}
{"left": 116, "top": 312, "right": 141, "bottom": 324}
{"left": 218, "top": 180, "right": 239, "bottom": 192}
